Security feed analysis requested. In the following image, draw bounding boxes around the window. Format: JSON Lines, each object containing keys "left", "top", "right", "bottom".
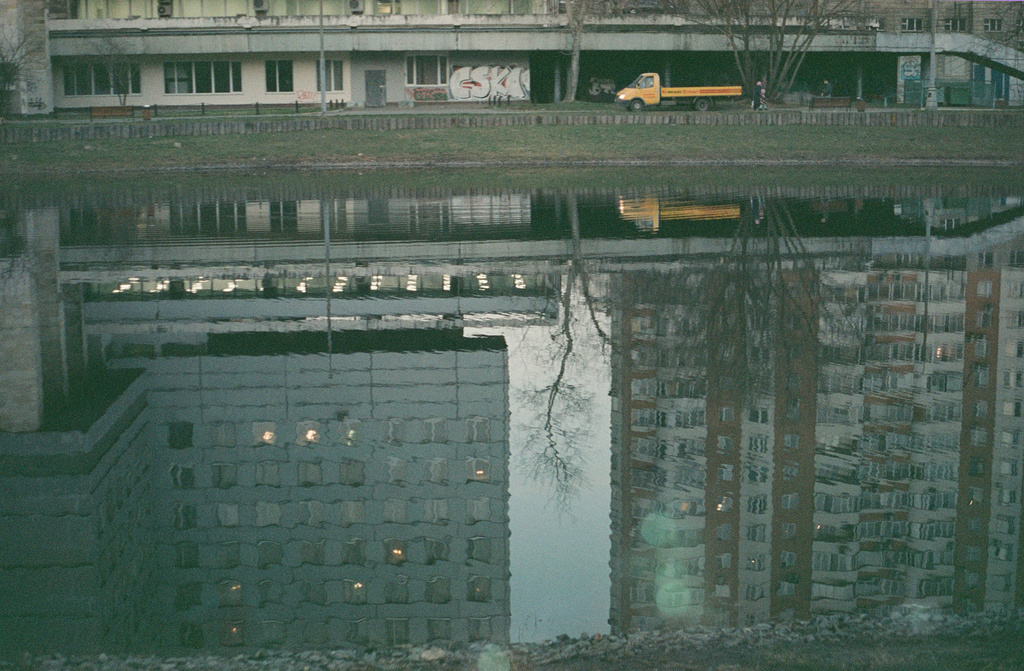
{"left": 781, "top": 493, "right": 799, "bottom": 510}
{"left": 974, "top": 401, "right": 988, "bottom": 418}
{"left": 783, "top": 434, "right": 800, "bottom": 450}
{"left": 942, "top": 17, "right": 969, "bottom": 32}
{"left": 779, "top": 551, "right": 797, "bottom": 568}
{"left": 748, "top": 435, "right": 768, "bottom": 452}
{"left": 164, "top": 61, "right": 241, "bottom": 94}
{"left": 984, "top": 18, "right": 1003, "bottom": 32}
{"left": 719, "top": 407, "right": 734, "bottom": 422}
{"left": 65, "top": 62, "right": 141, "bottom": 96}
{"left": 976, "top": 337, "right": 989, "bottom": 358}
{"left": 977, "top": 280, "right": 993, "bottom": 297}
{"left": 901, "top": 17, "right": 924, "bottom": 32}
{"left": 979, "top": 252, "right": 994, "bottom": 268}
{"left": 316, "top": 59, "right": 345, "bottom": 92}
{"left": 406, "top": 55, "right": 448, "bottom": 86}
{"left": 977, "top": 305, "right": 993, "bottom": 328}
{"left": 265, "top": 60, "right": 293, "bottom": 92}
{"left": 717, "top": 436, "right": 734, "bottom": 452}
{"left": 973, "top": 363, "right": 990, "bottom": 387}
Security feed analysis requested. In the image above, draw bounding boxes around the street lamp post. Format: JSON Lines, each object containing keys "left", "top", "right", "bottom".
{"left": 925, "top": 0, "right": 938, "bottom": 110}
{"left": 319, "top": 0, "right": 327, "bottom": 115}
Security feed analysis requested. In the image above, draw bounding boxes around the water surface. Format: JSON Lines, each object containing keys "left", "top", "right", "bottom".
{"left": 2, "top": 173, "right": 1023, "bottom": 654}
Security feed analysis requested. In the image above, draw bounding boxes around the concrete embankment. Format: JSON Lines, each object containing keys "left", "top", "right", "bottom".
{"left": 3, "top": 108, "right": 1023, "bottom": 144}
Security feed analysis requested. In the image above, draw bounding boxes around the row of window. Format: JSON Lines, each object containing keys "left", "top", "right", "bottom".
{"left": 900, "top": 17, "right": 1004, "bottom": 33}
{"left": 66, "top": 56, "right": 453, "bottom": 96}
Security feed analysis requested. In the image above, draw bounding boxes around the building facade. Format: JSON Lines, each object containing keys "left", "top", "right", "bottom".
{"left": 1, "top": 0, "right": 1022, "bottom": 114}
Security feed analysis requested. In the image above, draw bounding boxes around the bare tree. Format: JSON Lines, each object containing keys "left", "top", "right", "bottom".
{"left": 684, "top": 0, "right": 860, "bottom": 100}
{"left": 517, "top": 193, "right": 610, "bottom": 506}
{"left": 97, "top": 37, "right": 139, "bottom": 106}
{"left": 562, "top": 0, "right": 595, "bottom": 102}
{"left": 561, "top": 0, "right": 633, "bottom": 102}
{"left": 0, "top": 25, "right": 34, "bottom": 116}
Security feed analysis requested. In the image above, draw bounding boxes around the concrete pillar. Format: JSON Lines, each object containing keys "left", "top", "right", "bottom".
{"left": 856, "top": 62, "right": 863, "bottom": 100}
{"left": 0, "top": 207, "right": 62, "bottom": 432}
{"left": 664, "top": 61, "right": 671, "bottom": 88}
{"left": 0, "top": 0, "right": 55, "bottom": 115}
{"left": 554, "top": 61, "right": 562, "bottom": 103}
{"left": 27, "top": 208, "right": 68, "bottom": 420}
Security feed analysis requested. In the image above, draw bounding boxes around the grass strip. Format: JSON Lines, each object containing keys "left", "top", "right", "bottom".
{"left": 3, "top": 124, "right": 1024, "bottom": 174}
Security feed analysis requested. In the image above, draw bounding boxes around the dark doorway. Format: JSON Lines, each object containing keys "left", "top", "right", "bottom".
{"left": 365, "top": 70, "right": 386, "bottom": 107}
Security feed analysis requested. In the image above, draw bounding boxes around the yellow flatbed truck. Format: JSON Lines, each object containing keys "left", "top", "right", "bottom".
{"left": 616, "top": 73, "right": 743, "bottom": 112}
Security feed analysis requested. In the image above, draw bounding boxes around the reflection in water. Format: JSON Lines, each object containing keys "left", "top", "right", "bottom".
{"left": 2, "top": 184, "right": 1024, "bottom": 654}
{"left": 609, "top": 198, "right": 1024, "bottom": 632}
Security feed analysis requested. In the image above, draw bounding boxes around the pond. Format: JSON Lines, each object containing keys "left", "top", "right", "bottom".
{"left": 1, "top": 168, "right": 1023, "bottom": 655}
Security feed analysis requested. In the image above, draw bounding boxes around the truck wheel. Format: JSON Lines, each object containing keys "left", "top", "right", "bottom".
{"left": 694, "top": 97, "right": 711, "bottom": 112}
{"left": 629, "top": 99, "right": 645, "bottom": 112}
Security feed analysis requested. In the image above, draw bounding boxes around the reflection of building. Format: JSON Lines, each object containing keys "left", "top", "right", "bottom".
{"left": 61, "top": 193, "right": 532, "bottom": 244}
{"left": 609, "top": 205, "right": 1024, "bottom": 633}
{"left": 148, "top": 331, "right": 511, "bottom": 649}
{"left": 0, "top": 210, "right": 522, "bottom": 653}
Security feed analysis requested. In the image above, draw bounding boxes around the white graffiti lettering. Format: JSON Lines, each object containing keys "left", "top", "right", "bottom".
{"left": 449, "top": 65, "right": 530, "bottom": 101}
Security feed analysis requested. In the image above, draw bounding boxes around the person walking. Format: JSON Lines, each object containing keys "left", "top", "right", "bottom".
{"left": 821, "top": 79, "right": 833, "bottom": 97}
{"left": 759, "top": 85, "right": 767, "bottom": 110}
{"left": 752, "top": 80, "right": 763, "bottom": 110}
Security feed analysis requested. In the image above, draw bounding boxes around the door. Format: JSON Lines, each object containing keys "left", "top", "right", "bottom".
{"left": 365, "top": 70, "right": 386, "bottom": 108}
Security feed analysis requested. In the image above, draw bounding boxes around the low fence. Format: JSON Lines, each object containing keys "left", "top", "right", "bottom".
{"left": 3, "top": 108, "right": 1023, "bottom": 144}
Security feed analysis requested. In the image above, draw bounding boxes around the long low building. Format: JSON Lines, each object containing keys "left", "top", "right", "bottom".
{"left": 2, "top": 0, "right": 1023, "bottom": 114}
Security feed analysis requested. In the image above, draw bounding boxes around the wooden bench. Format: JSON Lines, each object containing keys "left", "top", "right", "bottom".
{"left": 91, "top": 106, "right": 134, "bottom": 120}
{"left": 809, "top": 96, "right": 852, "bottom": 110}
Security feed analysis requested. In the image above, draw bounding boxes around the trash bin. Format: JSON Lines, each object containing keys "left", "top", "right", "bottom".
{"left": 142, "top": 105, "right": 152, "bottom": 121}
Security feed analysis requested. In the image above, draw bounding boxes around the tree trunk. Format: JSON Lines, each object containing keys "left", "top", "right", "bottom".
{"left": 564, "top": 17, "right": 582, "bottom": 102}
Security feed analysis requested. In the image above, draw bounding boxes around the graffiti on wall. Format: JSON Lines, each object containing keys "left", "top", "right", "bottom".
{"left": 449, "top": 65, "right": 530, "bottom": 101}
{"left": 900, "top": 56, "right": 921, "bottom": 81}
{"left": 410, "top": 87, "right": 449, "bottom": 102}
{"left": 589, "top": 78, "right": 616, "bottom": 96}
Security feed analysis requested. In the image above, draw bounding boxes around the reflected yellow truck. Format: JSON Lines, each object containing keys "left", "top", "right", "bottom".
{"left": 616, "top": 73, "right": 743, "bottom": 112}
{"left": 619, "top": 197, "right": 741, "bottom": 232}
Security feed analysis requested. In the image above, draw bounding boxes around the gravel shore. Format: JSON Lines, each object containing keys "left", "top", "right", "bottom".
{"left": 5, "top": 609, "right": 1023, "bottom": 671}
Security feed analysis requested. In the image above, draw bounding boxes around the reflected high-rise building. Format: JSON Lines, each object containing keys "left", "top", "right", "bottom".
{"left": 608, "top": 196, "right": 1024, "bottom": 632}
{"left": 0, "top": 200, "right": 552, "bottom": 653}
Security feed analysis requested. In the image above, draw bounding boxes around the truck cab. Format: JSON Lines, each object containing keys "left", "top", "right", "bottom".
{"left": 616, "top": 73, "right": 662, "bottom": 110}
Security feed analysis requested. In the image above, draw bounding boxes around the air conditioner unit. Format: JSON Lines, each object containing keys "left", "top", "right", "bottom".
{"left": 253, "top": 0, "right": 269, "bottom": 13}
{"left": 349, "top": 0, "right": 364, "bottom": 14}
{"left": 157, "top": 0, "right": 172, "bottom": 17}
